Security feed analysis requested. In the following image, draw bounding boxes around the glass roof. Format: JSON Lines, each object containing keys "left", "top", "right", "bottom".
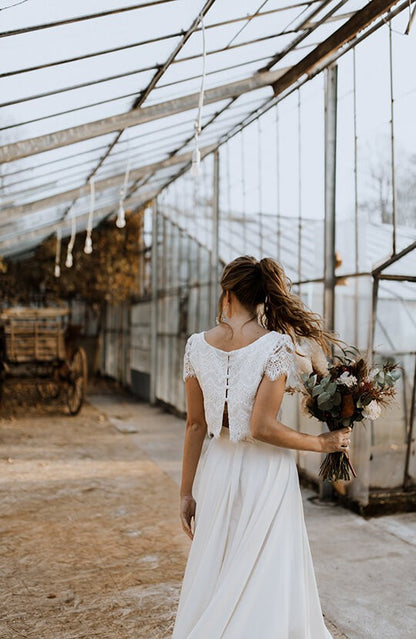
{"left": 0, "top": 0, "right": 401, "bottom": 257}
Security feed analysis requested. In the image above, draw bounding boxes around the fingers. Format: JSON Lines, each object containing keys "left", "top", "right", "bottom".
{"left": 338, "top": 430, "right": 352, "bottom": 452}
{"left": 180, "top": 513, "right": 194, "bottom": 541}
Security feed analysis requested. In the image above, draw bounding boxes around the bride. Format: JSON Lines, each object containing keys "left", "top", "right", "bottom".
{"left": 172, "top": 255, "right": 351, "bottom": 639}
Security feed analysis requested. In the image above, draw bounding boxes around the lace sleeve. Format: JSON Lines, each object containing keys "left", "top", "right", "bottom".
{"left": 183, "top": 335, "right": 196, "bottom": 381}
{"left": 264, "top": 336, "right": 295, "bottom": 382}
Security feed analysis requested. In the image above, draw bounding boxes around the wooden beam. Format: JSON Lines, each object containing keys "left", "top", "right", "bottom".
{"left": 0, "top": 70, "right": 286, "bottom": 164}
{"left": 272, "top": 0, "right": 401, "bottom": 96}
{"left": 0, "top": 145, "right": 216, "bottom": 222}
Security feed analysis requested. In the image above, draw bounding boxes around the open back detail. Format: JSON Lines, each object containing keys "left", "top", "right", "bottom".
{"left": 183, "top": 330, "right": 297, "bottom": 442}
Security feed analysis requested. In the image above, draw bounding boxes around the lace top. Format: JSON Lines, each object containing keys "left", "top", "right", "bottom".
{"left": 183, "top": 330, "right": 297, "bottom": 442}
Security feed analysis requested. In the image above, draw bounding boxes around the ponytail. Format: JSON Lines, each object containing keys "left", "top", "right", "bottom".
{"left": 258, "top": 257, "right": 340, "bottom": 354}
{"left": 219, "top": 255, "right": 341, "bottom": 354}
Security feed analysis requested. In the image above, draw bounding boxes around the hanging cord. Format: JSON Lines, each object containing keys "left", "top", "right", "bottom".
{"left": 65, "top": 214, "right": 76, "bottom": 268}
{"left": 54, "top": 229, "right": 61, "bottom": 278}
{"left": 275, "top": 104, "right": 281, "bottom": 261}
{"left": 241, "top": 130, "right": 247, "bottom": 253}
{"left": 84, "top": 177, "right": 95, "bottom": 254}
{"left": 117, "top": 130, "right": 131, "bottom": 228}
{"left": 257, "top": 118, "right": 263, "bottom": 256}
{"left": 191, "top": 13, "right": 207, "bottom": 178}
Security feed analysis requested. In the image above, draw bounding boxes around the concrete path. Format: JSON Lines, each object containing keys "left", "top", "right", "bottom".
{"left": 89, "top": 392, "right": 416, "bottom": 639}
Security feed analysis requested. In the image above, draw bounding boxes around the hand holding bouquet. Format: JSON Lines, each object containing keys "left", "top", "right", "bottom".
{"left": 295, "top": 344, "right": 400, "bottom": 481}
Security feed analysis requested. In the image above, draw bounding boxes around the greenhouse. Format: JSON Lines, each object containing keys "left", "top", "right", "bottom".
{"left": 1, "top": 1, "right": 416, "bottom": 637}
{"left": 1, "top": 0, "right": 415, "bottom": 511}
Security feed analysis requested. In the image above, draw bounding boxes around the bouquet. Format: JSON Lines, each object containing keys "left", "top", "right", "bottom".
{"left": 294, "top": 341, "right": 400, "bottom": 481}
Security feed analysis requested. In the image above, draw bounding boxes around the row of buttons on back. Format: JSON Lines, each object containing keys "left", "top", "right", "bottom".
{"left": 225, "top": 354, "right": 231, "bottom": 404}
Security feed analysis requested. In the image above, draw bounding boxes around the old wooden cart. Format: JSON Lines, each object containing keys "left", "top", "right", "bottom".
{"left": 0, "top": 307, "right": 87, "bottom": 415}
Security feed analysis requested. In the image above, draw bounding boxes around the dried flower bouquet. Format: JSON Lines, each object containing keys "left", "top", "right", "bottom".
{"left": 292, "top": 342, "right": 400, "bottom": 481}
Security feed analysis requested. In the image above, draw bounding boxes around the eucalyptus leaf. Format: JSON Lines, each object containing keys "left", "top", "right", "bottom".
{"left": 317, "top": 391, "right": 332, "bottom": 407}
{"left": 389, "top": 369, "right": 401, "bottom": 381}
{"left": 332, "top": 392, "right": 342, "bottom": 406}
{"left": 327, "top": 382, "right": 337, "bottom": 395}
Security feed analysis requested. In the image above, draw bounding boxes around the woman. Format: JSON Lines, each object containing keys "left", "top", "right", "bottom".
{"left": 172, "top": 256, "right": 351, "bottom": 639}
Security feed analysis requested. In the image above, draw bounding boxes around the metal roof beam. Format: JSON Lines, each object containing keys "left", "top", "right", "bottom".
{"left": 272, "top": 0, "right": 403, "bottom": 96}
{"left": 151, "top": 0, "right": 413, "bottom": 204}
{"left": 0, "top": 145, "right": 216, "bottom": 222}
{"left": 0, "top": 69, "right": 286, "bottom": 163}
{"left": 0, "top": 0, "right": 178, "bottom": 39}
{"left": 0, "top": 1, "right": 318, "bottom": 78}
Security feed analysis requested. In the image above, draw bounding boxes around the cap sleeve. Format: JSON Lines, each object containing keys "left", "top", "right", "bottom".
{"left": 183, "top": 335, "right": 196, "bottom": 381}
{"left": 264, "top": 335, "right": 295, "bottom": 382}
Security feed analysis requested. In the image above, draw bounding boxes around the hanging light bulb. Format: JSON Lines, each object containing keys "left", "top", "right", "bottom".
{"left": 117, "top": 134, "right": 131, "bottom": 228}
{"left": 84, "top": 234, "right": 93, "bottom": 254}
{"left": 84, "top": 177, "right": 95, "bottom": 254}
{"left": 190, "top": 14, "right": 206, "bottom": 179}
{"left": 191, "top": 144, "right": 201, "bottom": 178}
{"left": 116, "top": 200, "right": 126, "bottom": 228}
{"left": 54, "top": 229, "right": 61, "bottom": 278}
{"left": 66, "top": 215, "right": 76, "bottom": 268}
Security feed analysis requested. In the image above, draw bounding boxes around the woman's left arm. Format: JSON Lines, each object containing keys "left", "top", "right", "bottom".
{"left": 180, "top": 376, "right": 207, "bottom": 540}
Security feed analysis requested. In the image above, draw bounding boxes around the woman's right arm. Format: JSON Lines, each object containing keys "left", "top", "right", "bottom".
{"left": 180, "top": 376, "right": 207, "bottom": 540}
{"left": 250, "top": 373, "right": 351, "bottom": 453}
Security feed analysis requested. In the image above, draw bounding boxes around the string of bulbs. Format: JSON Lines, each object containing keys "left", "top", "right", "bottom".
{"left": 53, "top": 11, "right": 206, "bottom": 278}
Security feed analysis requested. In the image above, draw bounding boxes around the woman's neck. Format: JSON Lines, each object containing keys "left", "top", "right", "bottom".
{"left": 223, "top": 312, "right": 257, "bottom": 331}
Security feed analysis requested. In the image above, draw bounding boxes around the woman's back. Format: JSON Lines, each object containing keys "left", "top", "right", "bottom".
{"left": 183, "top": 329, "right": 296, "bottom": 443}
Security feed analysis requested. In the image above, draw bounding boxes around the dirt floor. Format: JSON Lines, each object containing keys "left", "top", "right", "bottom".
{"left": 0, "top": 384, "right": 189, "bottom": 639}
{"left": 0, "top": 381, "right": 349, "bottom": 639}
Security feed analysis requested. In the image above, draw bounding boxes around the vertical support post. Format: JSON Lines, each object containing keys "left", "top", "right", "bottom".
{"left": 210, "top": 149, "right": 220, "bottom": 324}
{"left": 138, "top": 209, "right": 146, "bottom": 298}
{"left": 368, "top": 276, "right": 379, "bottom": 367}
{"left": 352, "top": 48, "right": 359, "bottom": 347}
{"left": 388, "top": 21, "right": 397, "bottom": 255}
{"left": 321, "top": 64, "right": 338, "bottom": 501}
{"left": 323, "top": 64, "right": 338, "bottom": 335}
{"left": 150, "top": 198, "right": 158, "bottom": 405}
{"left": 404, "top": 356, "right": 416, "bottom": 489}
{"left": 297, "top": 89, "right": 303, "bottom": 294}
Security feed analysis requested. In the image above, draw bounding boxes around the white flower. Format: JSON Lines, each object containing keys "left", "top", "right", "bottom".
{"left": 362, "top": 400, "right": 382, "bottom": 421}
{"left": 337, "top": 371, "right": 358, "bottom": 388}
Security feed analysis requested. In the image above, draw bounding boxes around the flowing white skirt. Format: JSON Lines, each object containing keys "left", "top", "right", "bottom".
{"left": 172, "top": 429, "right": 333, "bottom": 639}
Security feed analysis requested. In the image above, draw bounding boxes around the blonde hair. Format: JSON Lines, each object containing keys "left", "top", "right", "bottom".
{"left": 218, "top": 255, "right": 341, "bottom": 355}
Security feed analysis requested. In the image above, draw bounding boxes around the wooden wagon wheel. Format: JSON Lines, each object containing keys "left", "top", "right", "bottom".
{"left": 66, "top": 347, "right": 87, "bottom": 415}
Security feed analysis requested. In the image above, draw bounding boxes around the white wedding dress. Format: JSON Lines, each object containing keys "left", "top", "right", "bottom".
{"left": 172, "top": 331, "right": 332, "bottom": 639}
